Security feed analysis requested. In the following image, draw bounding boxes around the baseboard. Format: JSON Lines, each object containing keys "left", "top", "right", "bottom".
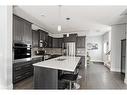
{"left": 110, "top": 68, "right": 121, "bottom": 72}
{"left": 0, "top": 83, "right": 13, "bottom": 89}
{"left": 8, "top": 83, "right": 13, "bottom": 89}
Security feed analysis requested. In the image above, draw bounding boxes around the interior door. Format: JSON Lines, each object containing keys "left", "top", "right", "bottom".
{"left": 121, "top": 39, "right": 126, "bottom": 74}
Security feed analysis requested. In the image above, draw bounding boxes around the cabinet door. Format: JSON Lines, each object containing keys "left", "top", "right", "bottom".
{"left": 52, "top": 38, "right": 58, "bottom": 48}
{"left": 48, "top": 36, "right": 53, "bottom": 48}
{"left": 45, "top": 32, "right": 48, "bottom": 42}
{"left": 69, "top": 34, "right": 77, "bottom": 42}
{"left": 13, "top": 15, "right": 24, "bottom": 42}
{"left": 58, "top": 38, "right": 63, "bottom": 48}
{"left": 32, "top": 30, "right": 39, "bottom": 47}
{"left": 76, "top": 36, "right": 85, "bottom": 48}
{"left": 23, "top": 20, "right": 32, "bottom": 44}
{"left": 39, "top": 30, "right": 45, "bottom": 41}
{"left": 63, "top": 34, "right": 77, "bottom": 42}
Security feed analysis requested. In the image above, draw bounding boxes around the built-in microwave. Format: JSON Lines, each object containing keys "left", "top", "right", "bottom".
{"left": 13, "top": 43, "right": 31, "bottom": 60}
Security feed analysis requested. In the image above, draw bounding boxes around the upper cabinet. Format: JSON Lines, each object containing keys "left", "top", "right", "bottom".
{"left": 58, "top": 38, "right": 63, "bottom": 48}
{"left": 32, "top": 30, "right": 39, "bottom": 47}
{"left": 13, "top": 15, "right": 32, "bottom": 44}
{"left": 23, "top": 20, "right": 32, "bottom": 44}
{"left": 13, "top": 15, "right": 24, "bottom": 42}
{"left": 38, "top": 29, "right": 49, "bottom": 48}
{"left": 52, "top": 38, "right": 63, "bottom": 48}
{"left": 63, "top": 34, "right": 77, "bottom": 43}
{"left": 76, "top": 36, "right": 86, "bottom": 48}
{"left": 38, "top": 29, "right": 48, "bottom": 42}
{"left": 52, "top": 38, "right": 59, "bottom": 48}
{"left": 48, "top": 36, "right": 53, "bottom": 48}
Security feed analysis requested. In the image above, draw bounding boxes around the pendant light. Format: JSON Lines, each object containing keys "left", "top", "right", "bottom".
{"left": 57, "top": 5, "right": 62, "bottom": 32}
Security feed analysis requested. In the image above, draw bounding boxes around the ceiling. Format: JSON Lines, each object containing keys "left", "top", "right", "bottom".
{"left": 14, "top": 6, "right": 127, "bottom": 36}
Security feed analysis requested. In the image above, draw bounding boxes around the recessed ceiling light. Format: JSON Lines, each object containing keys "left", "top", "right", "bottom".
{"left": 66, "top": 18, "right": 70, "bottom": 20}
{"left": 41, "top": 14, "right": 45, "bottom": 17}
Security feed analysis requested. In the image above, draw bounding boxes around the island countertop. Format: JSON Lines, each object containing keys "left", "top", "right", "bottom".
{"left": 33, "top": 56, "right": 81, "bottom": 72}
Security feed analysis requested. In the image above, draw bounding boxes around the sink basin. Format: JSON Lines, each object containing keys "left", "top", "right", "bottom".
{"left": 56, "top": 58, "right": 66, "bottom": 61}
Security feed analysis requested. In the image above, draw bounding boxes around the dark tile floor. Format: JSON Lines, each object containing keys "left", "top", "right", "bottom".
{"left": 13, "top": 62, "right": 127, "bottom": 89}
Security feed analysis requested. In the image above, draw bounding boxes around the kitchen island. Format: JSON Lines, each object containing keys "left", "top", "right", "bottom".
{"left": 33, "top": 56, "right": 81, "bottom": 89}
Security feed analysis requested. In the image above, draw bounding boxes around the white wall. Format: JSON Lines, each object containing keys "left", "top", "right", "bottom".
{"left": 111, "top": 24, "right": 126, "bottom": 72}
{"left": 86, "top": 35, "right": 103, "bottom": 62}
{"left": 102, "top": 32, "right": 111, "bottom": 62}
{"left": 0, "top": 6, "right": 13, "bottom": 89}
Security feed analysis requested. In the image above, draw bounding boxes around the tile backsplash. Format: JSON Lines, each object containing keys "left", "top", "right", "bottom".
{"left": 45, "top": 48, "right": 63, "bottom": 55}
{"left": 32, "top": 47, "right": 85, "bottom": 56}
{"left": 32, "top": 47, "right": 63, "bottom": 56}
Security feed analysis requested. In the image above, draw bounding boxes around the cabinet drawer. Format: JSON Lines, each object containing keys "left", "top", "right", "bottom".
{"left": 14, "top": 66, "right": 22, "bottom": 71}
{"left": 13, "top": 69, "right": 33, "bottom": 83}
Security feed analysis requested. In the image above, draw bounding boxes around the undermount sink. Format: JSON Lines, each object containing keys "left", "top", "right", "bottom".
{"left": 56, "top": 58, "right": 66, "bottom": 61}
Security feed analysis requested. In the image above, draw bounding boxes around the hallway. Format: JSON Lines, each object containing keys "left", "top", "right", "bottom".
{"left": 79, "top": 62, "right": 127, "bottom": 89}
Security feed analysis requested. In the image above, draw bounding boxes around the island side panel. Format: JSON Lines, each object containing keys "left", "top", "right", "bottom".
{"left": 33, "top": 66, "right": 58, "bottom": 89}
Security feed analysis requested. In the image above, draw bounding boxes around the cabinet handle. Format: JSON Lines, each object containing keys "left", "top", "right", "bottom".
{"left": 15, "top": 75, "right": 22, "bottom": 79}
{"left": 25, "top": 72, "right": 31, "bottom": 75}
{"left": 15, "top": 67, "right": 22, "bottom": 71}
{"left": 24, "top": 65, "right": 31, "bottom": 67}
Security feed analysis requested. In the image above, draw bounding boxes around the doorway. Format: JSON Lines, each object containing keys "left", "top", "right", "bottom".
{"left": 121, "top": 39, "right": 126, "bottom": 74}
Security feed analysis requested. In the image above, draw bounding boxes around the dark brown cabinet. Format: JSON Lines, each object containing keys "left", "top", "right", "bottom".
{"left": 58, "top": 38, "right": 63, "bottom": 48}
{"left": 76, "top": 36, "right": 85, "bottom": 48}
{"left": 13, "top": 15, "right": 24, "bottom": 42}
{"left": 13, "top": 61, "right": 33, "bottom": 84}
{"left": 13, "top": 57, "right": 42, "bottom": 84}
{"left": 13, "top": 15, "right": 32, "bottom": 44}
{"left": 52, "top": 38, "right": 63, "bottom": 48}
{"left": 38, "top": 30, "right": 48, "bottom": 41}
{"left": 48, "top": 36, "right": 53, "bottom": 48}
{"left": 52, "top": 38, "right": 59, "bottom": 48}
{"left": 32, "top": 30, "right": 39, "bottom": 47}
{"left": 23, "top": 20, "right": 32, "bottom": 44}
{"left": 39, "top": 30, "right": 45, "bottom": 41}
{"left": 63, "top": 34, "right": 77, "bottom": 43}
{"left": 38, "top": 29, "right": 49, "bottom": 48}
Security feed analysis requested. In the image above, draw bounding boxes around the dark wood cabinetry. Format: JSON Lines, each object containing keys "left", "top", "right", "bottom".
{"left": 48, "top": 36, "right": 53, "bottom": 48}
{"left": 52, "top": 38, "right": 59, "bottom": 48}
{"left": 38, "top": 30, "right": 48, "bottom": 41}
{"left": 23, "top": 20, "right": 32, "bottom": 44}
{"left": 13, "top": 57, "right": 42, "bottom": 84}
{"left": 76, "top": 36, "right": 85, "bottom": 48}
{"left": 58, "top": 38, "right": 63, "bottom": 48}
{"left": 13, "top": 61, "right": 33, "bottom": 84}
{"left": 13, "top": 15, "right": 24, "bottom": 42}
{"left": 52, "top": 38, "right": 63, "bottom": 48}
{"left": 38, "top": 29, "right": 49, "bottom": 48}
{"left": 63, "top": 34, "right": 77, "bottom": 43}
{"left": 32, "top": 30, "right": 39, "bottom": 47}
{"left": 13, "top": 15, "right": 32, "bottom": 44}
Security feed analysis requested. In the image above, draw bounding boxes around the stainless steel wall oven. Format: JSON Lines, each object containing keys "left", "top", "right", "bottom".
{"left": 13, "top": 43, "right": 31, "bottom": 60}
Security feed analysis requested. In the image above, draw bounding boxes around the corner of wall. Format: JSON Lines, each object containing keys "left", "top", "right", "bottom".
{"left": 124, "top": 78, "right": 127, "bottom": 84}
{"left": 110, "top": 67, "right": 121, "bottom": 72}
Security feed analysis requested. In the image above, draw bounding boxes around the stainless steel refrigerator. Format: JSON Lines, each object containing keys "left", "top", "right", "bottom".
{"left": 63, "top": 42, "right": 76, "bottom": 56}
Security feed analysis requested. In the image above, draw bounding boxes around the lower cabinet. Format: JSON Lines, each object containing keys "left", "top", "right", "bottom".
{"left": 13, "top": 61, "right": 33, "bottom": 84}
{"left": 13, "top": 57, "right": 42, "bottom": 84}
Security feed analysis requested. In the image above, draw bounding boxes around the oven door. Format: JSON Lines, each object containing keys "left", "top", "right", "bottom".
{"left": 14, "top": 47, "right": 31, "bottom": 60}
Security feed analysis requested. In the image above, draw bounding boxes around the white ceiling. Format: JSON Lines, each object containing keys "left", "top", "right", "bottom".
{"left": 14, "top": 6, "right": 127, "bottom": 36}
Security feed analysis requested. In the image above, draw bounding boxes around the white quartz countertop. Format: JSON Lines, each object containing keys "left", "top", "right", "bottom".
{"left": 33, "top": 56, "right": 81, "bottom": 72}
